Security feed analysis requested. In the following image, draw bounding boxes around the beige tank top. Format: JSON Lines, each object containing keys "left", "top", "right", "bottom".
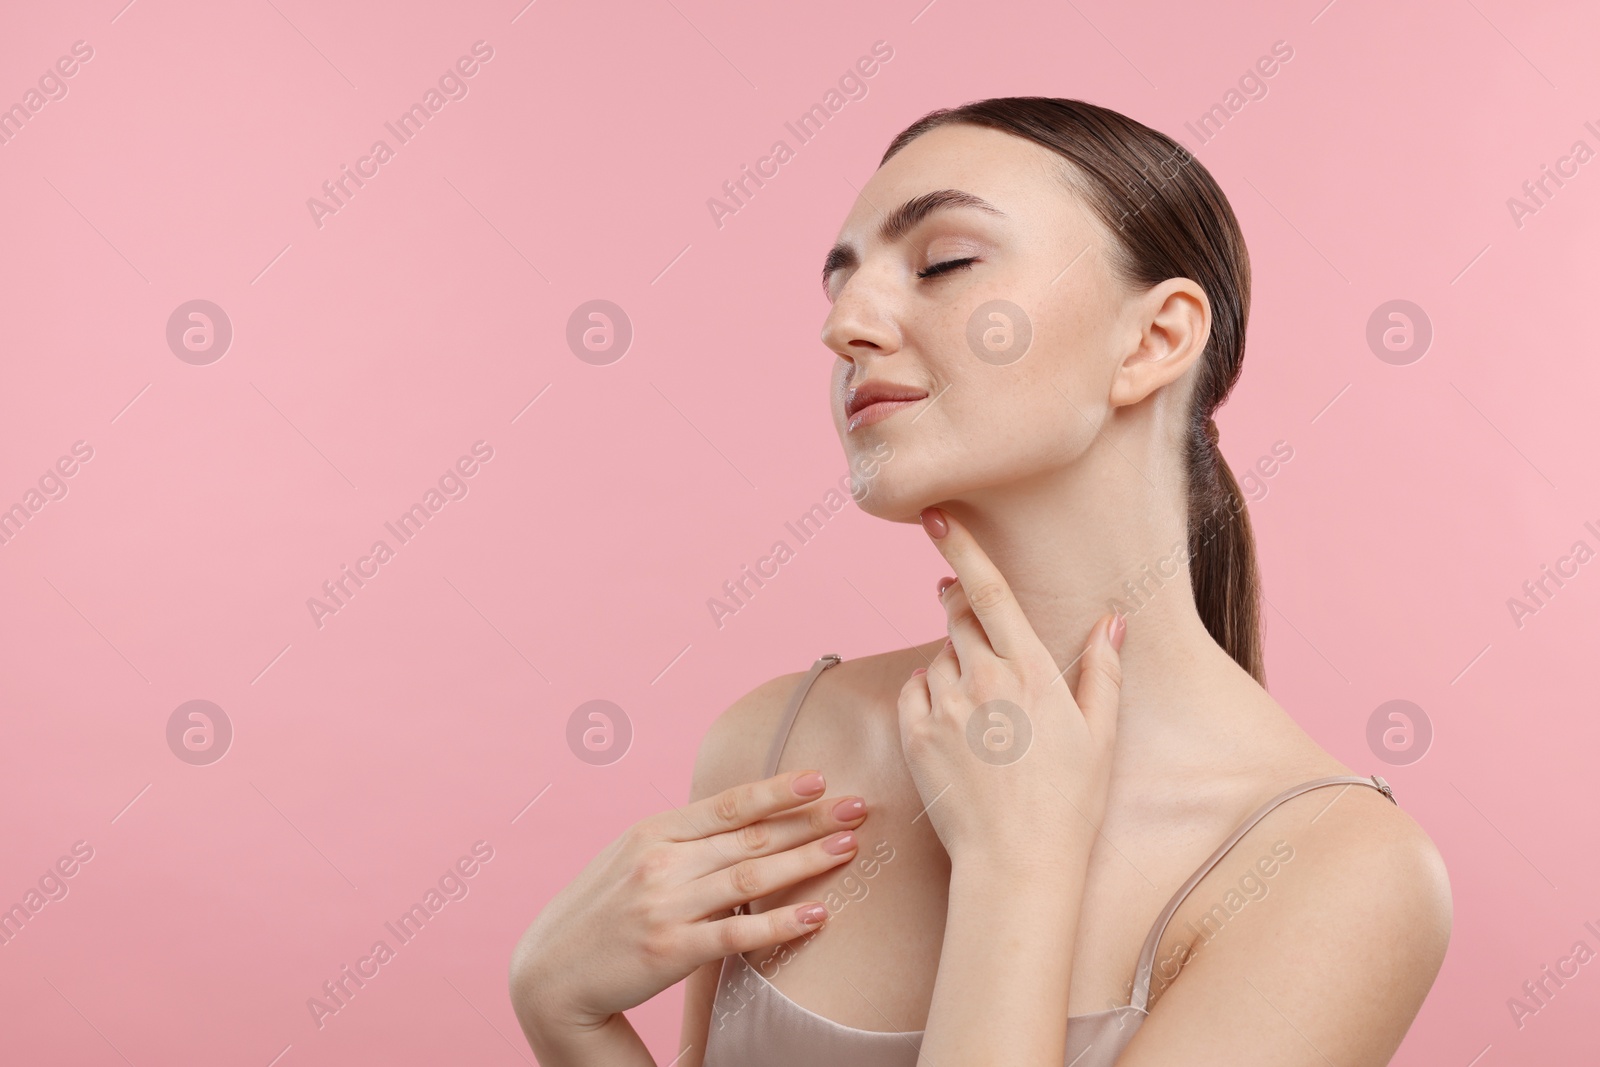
{"left": 702, "top": 653, "right": 1397, "bottom": 1067}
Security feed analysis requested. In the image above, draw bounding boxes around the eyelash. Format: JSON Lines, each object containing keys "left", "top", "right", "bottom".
{"left": 916, "top": 256, "right": 978, "bottom": 280}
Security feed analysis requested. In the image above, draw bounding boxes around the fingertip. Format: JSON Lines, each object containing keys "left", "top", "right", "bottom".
{"left": 792, "top": 771, "right": 825, "bottom": 796}
{"left": 1109, "top": 612, "right": 1127, "bottom": 652}
{"left": 795, "top": 903, "right": 828, "bottom": 927}
{"left": 919, "top": 507, "right": 948, "bottom": 539}
{"left": 831, "top": 796, "right": 867, "bottom": 822}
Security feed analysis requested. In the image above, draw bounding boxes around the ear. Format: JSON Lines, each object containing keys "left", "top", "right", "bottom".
{"left": 1107, "top": 278, "right": 1211, "bottom": 409}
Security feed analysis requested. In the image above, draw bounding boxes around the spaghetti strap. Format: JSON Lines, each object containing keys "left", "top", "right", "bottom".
{"left": 733, "top": 654, "right": 844, "bottom": 919}
{"left": 761, "top": 653, "right": 844, "bottom": 779}
{"left": 1127, "top": 773, "right": 1397, "bottom": 1013}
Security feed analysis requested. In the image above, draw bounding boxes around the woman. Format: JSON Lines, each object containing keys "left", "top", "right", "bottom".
{"left": 509, "top": 97, "right": 1452, "bottom": 1066}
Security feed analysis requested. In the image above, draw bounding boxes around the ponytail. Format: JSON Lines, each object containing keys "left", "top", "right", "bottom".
{"left": 1187, "top": 417, "right": 1264, "bottom": 684}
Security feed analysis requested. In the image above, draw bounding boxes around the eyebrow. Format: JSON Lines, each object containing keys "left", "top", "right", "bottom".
{"left": 821, "top": 188, "right": 1006, "bottom": 294}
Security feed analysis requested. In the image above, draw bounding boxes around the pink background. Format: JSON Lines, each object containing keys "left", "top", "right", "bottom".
{"left": 2, "top": 0, "right": 1597, "bottom": 1063}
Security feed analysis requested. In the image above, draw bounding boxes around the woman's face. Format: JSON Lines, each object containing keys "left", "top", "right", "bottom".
{"left": 821, "top": 123, "right": 1143, "bottom": 523}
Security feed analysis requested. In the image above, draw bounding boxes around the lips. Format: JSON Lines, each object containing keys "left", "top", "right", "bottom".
{"left": 843, "top": 380, "right": 930, "bottom": 432}
{"left": 844, "top": 381, "right": 929, "bottom": 419}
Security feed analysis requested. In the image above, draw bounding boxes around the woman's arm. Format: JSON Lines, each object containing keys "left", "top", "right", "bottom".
{"left": 919, "top": 841, "right": 1096, "bottom": 1065}
{"left": 676, "top": 961, "right": 722, "bottom": 1067}
{"left": 511, "top": 1000, "right": 657, "bottom": 1066}
{"left": 900, "top": 507, "right": 1127, "bottom": 1066}
{"left": 1115, "top": 792, "right": 1452, "bottom": 1066}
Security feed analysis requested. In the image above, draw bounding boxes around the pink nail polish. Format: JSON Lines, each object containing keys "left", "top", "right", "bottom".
{"left": 936, "top": 576, "right": 956, "bottom": 597}
{"left": 831, "top": 797, "right": 865, "bottom": 820}
{"left": 920, "top": 507, "right": 948, "bottom": 538}
{"left": 1109, "top": 613, "right": 1127, "bottom": 651}
{"left": 822, "top": 831, "right": 857, "bottom": 855}
{"left": 792, "top": 772, "right": 825, "bottom": 796}
{"left": 796, "top": 904, "right": 828, "bottom": 925}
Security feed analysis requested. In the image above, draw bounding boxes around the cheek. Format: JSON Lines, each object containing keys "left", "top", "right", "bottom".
{"left": 981, "top": 384, "right": 1082, "bottom": 463}
{"left": 922, "top": 375, "right": 1082, "bottom": 480}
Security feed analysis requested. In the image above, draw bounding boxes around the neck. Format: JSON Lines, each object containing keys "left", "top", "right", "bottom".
{"left": 938, "top": 444, "right": 1231, "bottom": 732}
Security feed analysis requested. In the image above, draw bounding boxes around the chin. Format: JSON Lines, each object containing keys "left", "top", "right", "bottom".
{"left": 846, "top": 472, "right": 939, "bottom": 525}
{"left": 842, "top": 435, "right": 978, "bottom": 524}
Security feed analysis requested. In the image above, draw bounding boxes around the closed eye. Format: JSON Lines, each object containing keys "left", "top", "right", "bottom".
{"left": 916, "top": 256, "right": 978, "bottom": 280}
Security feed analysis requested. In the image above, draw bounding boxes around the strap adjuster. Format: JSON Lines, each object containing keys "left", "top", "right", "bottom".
{"left": 1370, "top": 775, "right": 1397, "bottom": 804}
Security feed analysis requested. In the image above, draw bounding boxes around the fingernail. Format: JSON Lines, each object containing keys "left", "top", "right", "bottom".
{"left": 910, "top": 667, "right": 927, "bottom": 677}
{"left": 796, "top": 904, "right": 828, "bottom": 925}
{"left": 1109, "top": 613, "right": 1127, "bottom": 652}
{"left": 831, "top": 797, "right": 866, "bottom": 820}
{"left": 821, "top": 831, "right": 857, "bottom": 855}
{"left": 936, "top": 576, "right": 956, "bottom": 597}
{"left": 920, "top": 507, "right": 948, "bottom": 538}
{"left": 793, "top": 772, "right": 825, "bottom": 796}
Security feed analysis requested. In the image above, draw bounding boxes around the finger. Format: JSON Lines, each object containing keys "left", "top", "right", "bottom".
{"left": 684, "top": 828, "right": 860, "bottom": 919}
{"left": 938, "top": 577, "right": 993, "bottom": 671}
{"left": 684, "top": 898, "right": 834, "bottom": 965}
{"left": 653, "top": 770, "right": 831, "bottom": 844}
{"left": 1073, "top": 613, "right": 1126, "bottom": 741}
{"left": 684, "top": 794, "right": 868, "bottom": 880}
{"left": 919, "top": 507, "right": 1036, "bottom": 660}
{"left": 924, "top": 636, "right": 960, "bottom": 699}
{"left": 897, "top": 666, "right": 930, "bottom": 738}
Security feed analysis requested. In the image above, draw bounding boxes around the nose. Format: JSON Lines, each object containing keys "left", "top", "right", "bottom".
{"left": 820, "top": 270, "right": 902, "bottom": 375}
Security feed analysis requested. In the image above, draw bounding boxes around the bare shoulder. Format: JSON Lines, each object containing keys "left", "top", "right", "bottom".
{"left": 1282, "top": 779, "right": 1454, "bottom": 951}
{"left": 1214, "top": 684, "right": 1452, "bottom": 939}
{"left": 1225, "top": 705, "right": 1454, "bottom": 981}
{"left": 1244, "top": 692, "right": 1454, "bottom": 952}
{"left": 810, "top": 639, "right": 943, "bottom": 708}
{"left": 1124, "top": 777, "right": 1453, "bottom": 1065}
{"left": 688, "top": 665, "right": 813, "bottom": 803}
{"left": 689, "top": 641, "right": 939, "bottom": 804}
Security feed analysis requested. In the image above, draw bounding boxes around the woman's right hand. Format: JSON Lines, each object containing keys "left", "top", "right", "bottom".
{"left": 508, "top": 769, "right": 868, "bottom": 1035}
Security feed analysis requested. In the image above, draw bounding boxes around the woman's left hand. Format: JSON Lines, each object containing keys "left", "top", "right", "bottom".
{"left": 898, "top": 506, "right": 1126, "bottom": 871}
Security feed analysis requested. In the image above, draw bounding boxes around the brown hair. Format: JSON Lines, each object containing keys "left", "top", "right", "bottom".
{"left": 881, "top": 97, "right": 1264, "bottom": 683}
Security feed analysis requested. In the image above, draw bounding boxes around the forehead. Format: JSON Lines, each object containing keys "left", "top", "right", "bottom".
{"left": 835, "top": 123, "right": 1078, "bottom": 243}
